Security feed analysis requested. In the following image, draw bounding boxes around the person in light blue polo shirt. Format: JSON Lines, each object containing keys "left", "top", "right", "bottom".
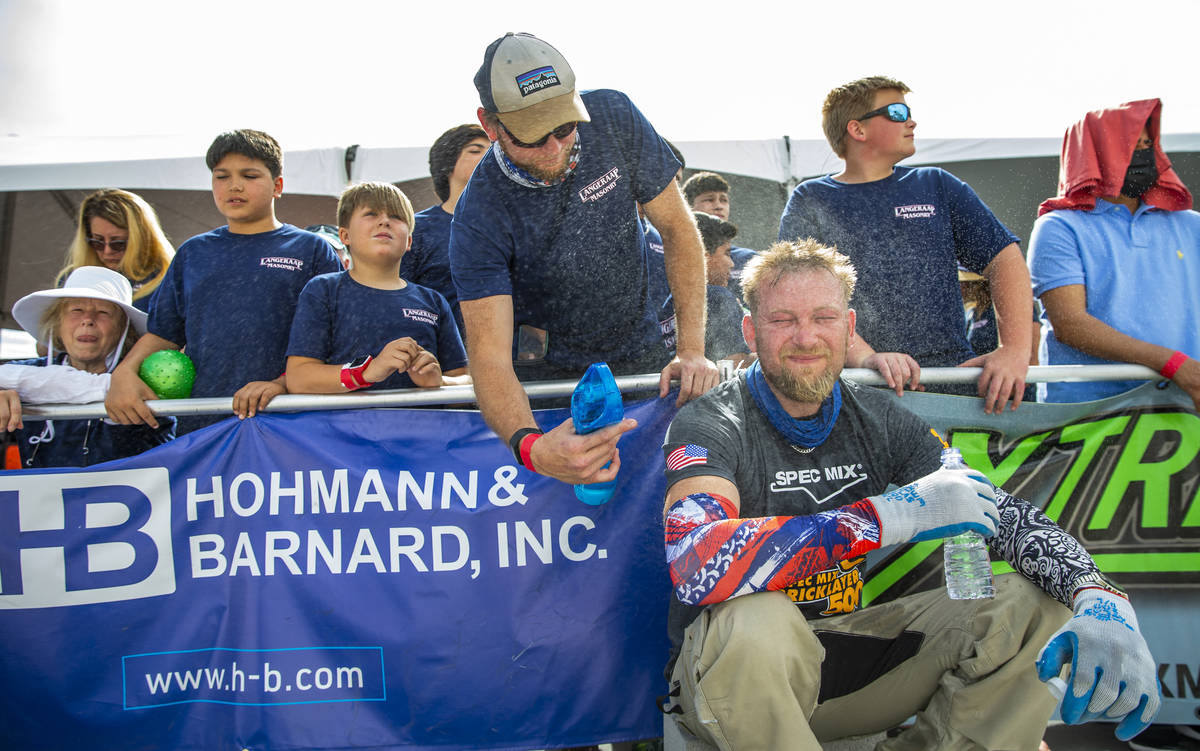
{"left": 1029, "top": 98, "right": 1200, "bottom": 408}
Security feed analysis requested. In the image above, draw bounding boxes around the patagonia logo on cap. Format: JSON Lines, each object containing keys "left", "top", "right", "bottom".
{"left": 516, "top": 66, "right": 561, "bottom": 96}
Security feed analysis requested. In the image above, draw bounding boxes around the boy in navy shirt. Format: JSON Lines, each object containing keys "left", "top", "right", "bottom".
{"left": 682, "top": 171, "right": 758, "bottom": 302}
{"left": 660, "top": 212, "right": 751, "bottom": 366}
{"left": 105, "top": 129, "right": 343, "bottom": 432}
{"left": 777, "top": 76, "right": 1031, "bottom": 413}
{"left": 285, "top": 182, "right": 468, "bottom": 393}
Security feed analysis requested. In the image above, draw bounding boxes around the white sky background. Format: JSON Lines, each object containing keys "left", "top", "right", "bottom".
{"left": 1, "top": 0, "right": 1197, "bottom": 150}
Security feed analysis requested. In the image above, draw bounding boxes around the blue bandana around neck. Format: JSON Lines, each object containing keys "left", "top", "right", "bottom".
{"left": 492, "top": 133, "right": 582, "bottom": 189}
{"left": 744, "top": 360, "right": 842, "bottom": 449}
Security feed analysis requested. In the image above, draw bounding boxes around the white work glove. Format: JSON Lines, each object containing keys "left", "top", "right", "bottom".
{"left": 1036, "top": 587, "right": 1160, "bottom": 741}
{"left": 866, "top": 466, "right": 998, "bottom": 548}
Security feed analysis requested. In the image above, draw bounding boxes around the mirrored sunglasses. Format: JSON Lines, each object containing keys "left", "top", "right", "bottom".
{"left": 857, "top": 102, "right": 911, "bottom": 123}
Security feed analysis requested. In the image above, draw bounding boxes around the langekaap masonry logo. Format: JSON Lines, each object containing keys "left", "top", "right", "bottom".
{"left": 0, "top": 468, "right": 174, "bottom": 609}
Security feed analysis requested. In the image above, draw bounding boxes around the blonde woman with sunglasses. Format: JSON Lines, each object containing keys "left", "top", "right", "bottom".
{"left": 55, "top": 189, "right": 175, "bottom": 312}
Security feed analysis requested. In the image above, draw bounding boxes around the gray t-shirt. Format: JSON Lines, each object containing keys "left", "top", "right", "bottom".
{"left": 663, "top": 377, "right": 942, "bottom": 654}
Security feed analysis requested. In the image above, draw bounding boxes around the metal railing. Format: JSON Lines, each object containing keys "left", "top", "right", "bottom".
{"left": 18, "top": 363, "right": 1164, "bottom": 420}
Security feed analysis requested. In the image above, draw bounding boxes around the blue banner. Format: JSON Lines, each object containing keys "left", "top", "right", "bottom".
{"left": 2, "top": 384, "right": 1198, "bottom": 748}
{"left": 0, "top": 399, "right": 676, "bottom": 750}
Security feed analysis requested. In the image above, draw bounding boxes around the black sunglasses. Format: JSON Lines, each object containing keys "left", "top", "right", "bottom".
{"left": 857, "top": 102, "right": 911, "bottom": 123}
{"left": 500, "top": 120, "right": 578, "bottom": 149}
{"left": 86, "top": 237, "right": 128, "bottom": 253}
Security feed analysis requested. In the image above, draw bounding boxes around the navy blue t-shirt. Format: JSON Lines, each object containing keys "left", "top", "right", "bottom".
{"left": 286, "top": 273, "right": 467, "bottom": 390}
{"left": 449, "top": 88, "right": 680, "bottom": 371}
{"left": 777, "top": 166, "right": 1018, "bottom": 365}
{"left": 401, "top": 205, "right": 463, "bottom": 333}
{"left": 642, "top": 218, "right": 670, "bottom": 313}
{"left": 149, "top": 223, "right": 342, "bottom": 428}
{"left": 659, "top": 285, "right": 749, "bottom": 361}
{"left": 727, "top": 245, "right": 758, "bottom": 303}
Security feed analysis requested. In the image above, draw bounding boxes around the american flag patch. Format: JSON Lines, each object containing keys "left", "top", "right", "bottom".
{"left": 666, "top": 444, "right": 708, "bottom": 471}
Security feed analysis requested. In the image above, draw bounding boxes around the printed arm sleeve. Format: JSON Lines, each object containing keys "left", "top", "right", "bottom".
{"left": 988, "top": 490, "right": 1105, "bottom": 607}
{"left": 665, "top": 492, "right": 882, "bottom": 606}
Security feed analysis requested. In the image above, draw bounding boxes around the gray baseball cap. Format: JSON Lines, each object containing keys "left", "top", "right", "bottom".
{"left": 474, "top": 33, "right": 590, "bottom": 143}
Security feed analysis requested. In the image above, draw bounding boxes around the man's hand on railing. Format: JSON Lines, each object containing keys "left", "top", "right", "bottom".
{"left": 659, "top": 351, "right": 721, "bottom": 407}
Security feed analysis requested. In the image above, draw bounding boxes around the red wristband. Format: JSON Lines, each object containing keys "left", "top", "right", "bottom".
{"left": 519, "top": 433, "right": 541, "bottom": 473}
{"left": 1161, "top": 351, "right": 1188, "bottom": 379}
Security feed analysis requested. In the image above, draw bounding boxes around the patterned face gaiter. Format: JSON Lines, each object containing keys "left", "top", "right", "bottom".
{"left": 492, "top": 135, "right": 581, "bottom": 189}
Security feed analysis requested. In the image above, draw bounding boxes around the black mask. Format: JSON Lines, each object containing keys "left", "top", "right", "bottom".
{"left": 1120, "top": 148, "right": 1158, "bottom": 198}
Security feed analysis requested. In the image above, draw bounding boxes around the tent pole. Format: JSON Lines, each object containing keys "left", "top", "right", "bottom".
{"left": 0, "top": 192, "right": 15, "bottom": 327}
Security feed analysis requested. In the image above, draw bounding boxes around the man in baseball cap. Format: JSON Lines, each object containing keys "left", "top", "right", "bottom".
{"left": 450, "top": 32, "right": 719, "bottom": 488}
{"left": 473, "top": 32, "right": 591, "bottom": 146}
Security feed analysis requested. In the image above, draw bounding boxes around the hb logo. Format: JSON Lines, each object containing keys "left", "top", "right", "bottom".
{"left": 0, "top": 469, "right": 174, "bottom": 608}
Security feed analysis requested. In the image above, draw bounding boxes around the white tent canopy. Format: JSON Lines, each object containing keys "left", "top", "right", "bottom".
{"left": 6, "top": 132, "right": 1200, "bottom": 197}
{"left": 3, "top": 129, "right": 1199, "bottom": 361}
{"left": 0, "top": 135, "right": 349, "bottom": 195}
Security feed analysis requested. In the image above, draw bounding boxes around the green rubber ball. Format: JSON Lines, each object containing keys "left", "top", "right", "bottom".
{"left": 139, "top": 350, "right": 196, "bottom": 399}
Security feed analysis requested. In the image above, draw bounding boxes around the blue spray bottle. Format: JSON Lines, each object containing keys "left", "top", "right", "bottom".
{"left": 570, "top": 362, "right": 624, "bottom": 505}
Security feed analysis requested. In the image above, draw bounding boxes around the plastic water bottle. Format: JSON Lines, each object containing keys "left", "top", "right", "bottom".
{"left": 940, "top": 446, "right": 996, "bottom": 600}
{"left": 570, "top": 362, "right": 624, "bottom": 505}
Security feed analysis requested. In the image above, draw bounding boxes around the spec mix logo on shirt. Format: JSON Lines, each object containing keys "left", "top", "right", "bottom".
{"left": 0, "top": 468, "right": 175, "bottom": 608}
{"left": 516, "top": 67, "right": 560, "bottom": 96}
{"left": 769, "top": 463, "right": 868, "bottom": 504}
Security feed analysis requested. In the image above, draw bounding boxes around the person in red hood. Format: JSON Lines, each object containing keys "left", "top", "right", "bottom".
{"left": 1027, "top": 99, "right": 1200, "bottom": 407}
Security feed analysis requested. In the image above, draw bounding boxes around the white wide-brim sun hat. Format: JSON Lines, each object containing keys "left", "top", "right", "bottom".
{"left": 12, "top": 266, "right": 148, "bottom": 342}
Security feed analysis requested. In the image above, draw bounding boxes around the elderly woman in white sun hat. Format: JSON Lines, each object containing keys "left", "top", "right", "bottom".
{"left": 0, "top": 266, "right": 174, "bottom": 468}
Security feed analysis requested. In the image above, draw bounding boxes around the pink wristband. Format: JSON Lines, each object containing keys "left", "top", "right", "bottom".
{"left": 1160, "top": 351, "right": 1188, "bottom": 379}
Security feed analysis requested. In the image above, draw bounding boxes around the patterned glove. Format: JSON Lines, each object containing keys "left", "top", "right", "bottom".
{"left": 866, "top": 466, "right": 998, "bottom": 548}
{"left": 1036, "top": 587, "right": 1161, "bottom": 741}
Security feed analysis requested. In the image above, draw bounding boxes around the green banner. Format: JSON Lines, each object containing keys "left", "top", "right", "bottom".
{"left": 863, "top": 381, "right": 1200, "bottom": 607}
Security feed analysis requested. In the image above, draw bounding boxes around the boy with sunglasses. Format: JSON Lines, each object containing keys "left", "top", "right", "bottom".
{"left": 449, "top": 33, "right": 719, "bottom": 488}
{"left": 778, "top": 76, "right": 1032, "bottom": 416}
{"left": 104, "top": 129, "right": 342, "bottom": 433}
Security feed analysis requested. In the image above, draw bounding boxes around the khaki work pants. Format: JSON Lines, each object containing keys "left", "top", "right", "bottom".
{"left": 670, "top": 574, "right": 1070, "bottom": 751}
